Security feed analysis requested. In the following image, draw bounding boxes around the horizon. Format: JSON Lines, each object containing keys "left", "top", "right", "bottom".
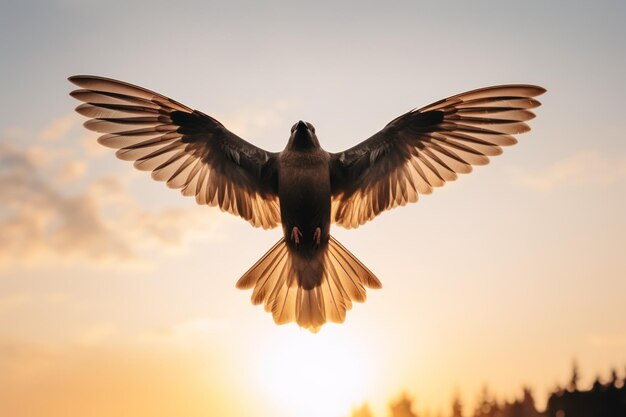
{"left": 351, "top": 365, "right": 626, "bottom": 417}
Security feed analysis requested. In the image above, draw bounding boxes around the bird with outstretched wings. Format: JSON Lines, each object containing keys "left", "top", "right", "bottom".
{"left": 69, "top": 75, "right": 545, "bottom": 332}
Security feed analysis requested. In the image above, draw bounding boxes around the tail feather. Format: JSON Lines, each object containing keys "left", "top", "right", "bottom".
{"left": 327, "top": 242, "right": 367, "bottom": 302}
{"left": 329, "top": 237, "right": 382, "bottom": 290}
{"left": 266, "top": 260, "right": 292, "bottom": 314}
{"left": 320, "top": 270, "right": 349, "bottom": 323}
{"left": 263, "top": 255, "right": 289, "bottom": 311}
{"left": 236, "top": 235, "right": 381, "bottom": 332}
{"left": 271, "top": 281, "right": 298, "bottom": 324}
{"left": 250, "top": 243, "right": 289, "bottom": 305}
{"left": 237, "top": 239, "right": 284, "bottom": 289}
{"left": 296, "top": 287, "right": 325, "bottom": 332}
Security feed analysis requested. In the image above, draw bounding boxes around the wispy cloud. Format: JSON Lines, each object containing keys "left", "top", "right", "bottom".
{"left": 512, "top": 150, "right": 626, "bottom": 190}
{"left": 54, "top": 159, "right": 87, "bottom": 184}
{"left": 0, "top": 293, "right": 34, "bottom": 314}
{"left": 139, "top": 317, "right": 229, "bottom": 345}
{"left": 0, "top": 314, "right": 228, "bottom": 384}
{"left": 80, "top": 132, "right": 108, "bottom": 157}
{"left": 38, "top": 114, "right": 78, "bottom": 141}
{"left": 219, "top": 99, "right": 293, "bottom": 138}
{"left": 0, "top": 341, "right": 61, "bottom": 383}
{"left": 77, "top": 322, "right": 119, "bottom": 347}
{"left": 0, "top": 124, "right": 218, "bottom": 267}
{"left": 0, "top": 292, "right": 69, "bottom": 314}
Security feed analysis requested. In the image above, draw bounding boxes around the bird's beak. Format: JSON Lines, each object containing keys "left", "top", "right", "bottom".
{"left": 288, "top": 120, "right": 318, "bottom": 149}
{"left": 296, "top": 120, "right": 309, "bottom": 131}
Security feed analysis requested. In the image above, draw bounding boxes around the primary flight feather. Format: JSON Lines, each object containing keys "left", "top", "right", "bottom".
{"left": 69, "top": 75, "right": 545, "bottom": 332}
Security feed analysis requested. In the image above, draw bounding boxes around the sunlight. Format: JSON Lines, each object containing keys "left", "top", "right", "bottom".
{"left": 254, "top": 325, "right": 376, "bottom": 417}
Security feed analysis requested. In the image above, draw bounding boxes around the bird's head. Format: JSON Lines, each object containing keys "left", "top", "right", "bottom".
{"left": 286, "top": 120, "right": 320, "bottom": 150}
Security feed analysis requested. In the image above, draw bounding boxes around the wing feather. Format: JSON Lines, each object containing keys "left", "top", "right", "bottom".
{"left": 70, "top": 75, "right": 281, "bottom": 229}
{"left": 330, "top": 84, "right": 545, "bottom": 228}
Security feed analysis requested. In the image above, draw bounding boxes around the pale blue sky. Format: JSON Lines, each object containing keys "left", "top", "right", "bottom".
{"left": 1, "top": 1, "right": 625, "bottom": 416}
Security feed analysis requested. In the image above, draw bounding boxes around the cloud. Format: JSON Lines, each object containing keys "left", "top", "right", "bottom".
{"left": 54, "top": 160, "right": 86, "bottom": 184}
{"left": 219, "top": 99, "right": 293, "bottom": 138}
{"left": 0, "top": 293, "right": 33, "bottom": 314}
{"left": 38, "top": 114, "right": 77, "bottom": 141}
{"left": 0, "top": 316, "right": 229, "bottom": 388}
{"left": 0, "top": 341, "right": 61, "bottom": 384}
{"left": 80, "top": 132, "right": 108, "bottom": 157}
{"left": 0, "top": 292, "right": 69, "bottom": 314}
{"left": 77, "top": 322, "right": 118, "bottom": 347}
{"left": 140, "top": 317, "right": 229, "bottom": 345}
{"left": 512, "top": 150, "right": 626, "bottom": 190}
{"left": 0, "top": 140, "right": 215, "bottom": 267}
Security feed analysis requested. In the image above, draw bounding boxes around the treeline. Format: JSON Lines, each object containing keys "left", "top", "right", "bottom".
{"left": 350, "top": 365, "right": 626, "bottom": 417}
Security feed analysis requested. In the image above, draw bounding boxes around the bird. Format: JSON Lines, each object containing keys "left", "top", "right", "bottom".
{"left": 68, "top": 75, "right": 545, "bottom": 332}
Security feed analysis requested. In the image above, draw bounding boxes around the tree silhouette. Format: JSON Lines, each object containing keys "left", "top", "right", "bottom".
{"left": 568, "top": 361, "right": 579, "bottom": 391}
{"left": 546, "top": 367, "right": 626, "bottom": 417}
{"left": 473, "top": 386, "right": 500, "bottom": 417}
{"left": 500, "top": 388, "right": 542, "bottom": 417}
{"left": 609, "top": 368, "right": 618, "bottom": 386}
{"left": 350, "top": 403, "right": 374, "bottom": 417}
{"left": 390, "top": 392, "right": 418, "bottom": 417}
{"left": 350, "top": 364, "right": 626, "bottom": 417}
{"left": 451, "top": 392, "right": 464, "bottom": 417}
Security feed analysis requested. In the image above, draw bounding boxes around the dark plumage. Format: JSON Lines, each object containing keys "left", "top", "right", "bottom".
{"left": 69, "top": 75, "right": 545, "bottom": 332}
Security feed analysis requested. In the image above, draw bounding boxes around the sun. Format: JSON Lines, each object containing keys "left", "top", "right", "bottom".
{"left": 254, "top": 325, "right": 377, "bottom": 417}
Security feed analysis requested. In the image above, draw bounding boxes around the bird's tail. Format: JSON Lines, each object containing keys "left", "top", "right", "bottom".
{"left": 236, "top": 235, "right": 381, "bottom": 332}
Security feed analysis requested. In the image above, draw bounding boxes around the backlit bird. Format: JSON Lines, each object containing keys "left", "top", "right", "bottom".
{"left": 69, "top": 75, "right": 545, "bottom": 332}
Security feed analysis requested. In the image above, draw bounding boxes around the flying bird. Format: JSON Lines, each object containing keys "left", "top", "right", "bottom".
{"left": 69, "top": 75, "right": 545, "bottom": 332}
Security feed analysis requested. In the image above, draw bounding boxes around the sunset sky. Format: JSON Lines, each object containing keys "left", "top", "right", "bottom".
{"left": 1, "top": 1, "right": 625, "bottom": 417}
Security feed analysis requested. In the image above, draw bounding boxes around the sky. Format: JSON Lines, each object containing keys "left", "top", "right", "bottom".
{"left": 1, "top": 1, "right": 625, "bottom": 417}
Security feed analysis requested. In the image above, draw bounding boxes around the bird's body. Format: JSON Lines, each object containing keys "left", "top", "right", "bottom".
{"left": 278, "top": 145, "right": 331, "bottom": 252}
{"left": 235, "top": 122, "right": 379, "bottom": 330}
{"left": 69, "top": 75, "right": 545, "bottom": 332}
{"left": 277, "top": 144, "right": 332, "bottom": 291}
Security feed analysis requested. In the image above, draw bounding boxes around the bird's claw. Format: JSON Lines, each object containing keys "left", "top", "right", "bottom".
{"left": 313, "top": 227, "right": 321, "bottom": 246}
{"left": 291, "top": 226, "right": 303, "bottom": 245}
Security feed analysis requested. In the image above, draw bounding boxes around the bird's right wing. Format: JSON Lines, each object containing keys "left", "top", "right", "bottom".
{"left": 330, "top": 85, "right": 546, "bottom": 229}
{"left": 69, "top": 75, "right": 281, "bottom": 229}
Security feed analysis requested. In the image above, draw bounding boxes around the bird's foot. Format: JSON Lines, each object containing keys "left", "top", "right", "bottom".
{"left": 291, "top": 226, "right": 303, "bottom": 245}
{"left": 313, "top": 227, "right": 322, "bottom": 246}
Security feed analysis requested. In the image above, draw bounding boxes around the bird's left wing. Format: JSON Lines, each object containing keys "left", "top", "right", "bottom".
{"left": 69, "top": 75, "right": 281, "bottom": 229}
{"left": 330, "top": 85, "right": 546, "bottom": 229}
